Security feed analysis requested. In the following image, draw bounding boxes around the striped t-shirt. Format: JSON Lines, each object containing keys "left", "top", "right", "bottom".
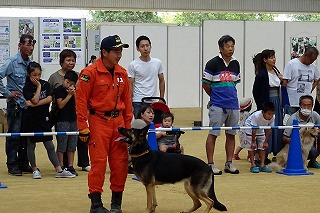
{"left": 202, "top": 55, "right": 240, "bottom": 109}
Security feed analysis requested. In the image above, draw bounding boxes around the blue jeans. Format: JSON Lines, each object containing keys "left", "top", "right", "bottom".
{"left": 132, "top": 102, "right": 142, "bottom": 118}
{"left": 6, "top": 99, "right": 28, "bottom": 167}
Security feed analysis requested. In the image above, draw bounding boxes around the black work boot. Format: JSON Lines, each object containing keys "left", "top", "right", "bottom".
{"left": 110, "top": 191, "right": 123, "bottom": 213}
{"left": 88, "top": 193, "right": 110, "bottom": 213}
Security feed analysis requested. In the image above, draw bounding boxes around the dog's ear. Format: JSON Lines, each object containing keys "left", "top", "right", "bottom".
{"left": 118, "top": 127, "right": 134, "bottom": 141}
{"left": 118, "top": 127, "right": 128, "bottom": 136}
{"left": 142, "top": 124, "right": 151, "bottom": 136}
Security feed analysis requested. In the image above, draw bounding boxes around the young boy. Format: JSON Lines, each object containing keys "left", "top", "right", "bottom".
{"left": 240, "top": 101, "right": 275, "bottom": 173}
{"left": 156, "top": 112, "right": 184, "bottom": 154}
{"left": 55, "top": 71, "right": 79, "bottom": 176}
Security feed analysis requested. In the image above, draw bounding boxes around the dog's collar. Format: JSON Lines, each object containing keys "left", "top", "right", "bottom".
{"left": 130, "top": 150, "right": 149, "bottom": 158}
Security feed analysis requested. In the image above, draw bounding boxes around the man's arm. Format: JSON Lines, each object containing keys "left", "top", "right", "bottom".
{"left": 202, "top": 83, "right": 211, "bottom": 96}
{"left": 283, "top": 135, "right": 291, "bottom": 144}
{"left": 312, "top": 79, "right": 320, "bottom": 92}
{"left": 158, "top": 73, "right": 165, "bottom": 99}
{"left": 281, "top": 79, "right": 288, "bottom": 87}
{"left": 283, "top": 115, "right": 294, "bottom": 144}
{"left": 129, "top": 77, "right": 134, "bottom": 98}
{"left": 0, "top": 59, "right": 12, "bottom": 97}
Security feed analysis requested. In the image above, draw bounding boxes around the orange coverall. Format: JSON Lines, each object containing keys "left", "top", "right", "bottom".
{"left": 76, "top": 57, "right": 133, "bottom": 193}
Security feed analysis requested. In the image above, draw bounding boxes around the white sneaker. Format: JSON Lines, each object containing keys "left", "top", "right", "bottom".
{"left": 224, "top": 162, "right": 240, "bottom": 174}
{"left": 55, "top": 168, "right": 76, "bottom": 178}
{"left": 32, "top": 169, "right": 41, "bottom": 179}
{"left": 208, "top": 163, "right": 222, "bottom": 175}
{"left": 82, "top": 166, "right": 91, "bottom": 172}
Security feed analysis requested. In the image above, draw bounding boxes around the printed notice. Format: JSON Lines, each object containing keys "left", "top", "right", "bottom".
{"left": 0, "top": 42, "right": 10, "bottom": 64}
{"left": 0, "top": 20, "right": 9, "bottom": 42}
{"left": 63, "top": 19, "right": 81, "bottom": 33}
{"left": 42, "top": 19, "right": 60, "bottom": 33}
{"left": 63, "top": 34, "right": 81, "bottom": 49}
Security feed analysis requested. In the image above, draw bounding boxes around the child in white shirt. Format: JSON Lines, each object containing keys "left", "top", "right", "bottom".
{"left": 240, "top": 101, "right": 275, "bottom": 173}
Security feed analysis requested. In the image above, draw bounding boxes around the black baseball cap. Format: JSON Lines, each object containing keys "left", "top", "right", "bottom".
{"left": 100, "top": 35, "right": 129, "bottom": 50}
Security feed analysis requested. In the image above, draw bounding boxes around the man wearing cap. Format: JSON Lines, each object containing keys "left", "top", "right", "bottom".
{"left": 76, "top": 35, "right": 132, "bottom": 213}
{"left": 0, "top": 34, "right": 36, "bottom": 176}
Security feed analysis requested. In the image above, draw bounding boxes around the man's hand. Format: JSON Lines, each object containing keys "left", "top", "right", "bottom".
{"left": 79, "top": 128, "right": 90, "bottom": 143}
{"left": 263, "top": 141, "right": 269, "bottom": 149}
{"left": 251, "top": 142, "right": 257, "bottom": 150}
{"left": 10, "top": 91, "right": 22, "bottom": 100}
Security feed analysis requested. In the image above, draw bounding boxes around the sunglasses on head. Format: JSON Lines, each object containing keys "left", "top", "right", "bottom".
{"left": 22, "top": 39, "right": 36, "bottom": 45}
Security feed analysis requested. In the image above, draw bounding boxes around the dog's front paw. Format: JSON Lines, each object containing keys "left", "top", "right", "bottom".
{"left": 145, "top": 208, "right": 155, "bottom": 213}
{"left": 151, "top": 204, "right": 157, "bottom": 212}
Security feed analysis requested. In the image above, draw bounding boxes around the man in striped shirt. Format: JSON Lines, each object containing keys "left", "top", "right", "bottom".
{"left": 202, "top": 35, "right": 241, "bottom": 175}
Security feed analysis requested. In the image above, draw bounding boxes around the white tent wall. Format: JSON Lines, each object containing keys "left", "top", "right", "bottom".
{"left": 243, "top": 21, "right": 285, "bottom": 109}
{"left": 167, "top": 26, "right": 201, "bottom": 108}
{"left": 285, "top": 21, "right": 320, "bottom": 59}
{"left": 86, "top": 29, "right": 100, "bottom": 65}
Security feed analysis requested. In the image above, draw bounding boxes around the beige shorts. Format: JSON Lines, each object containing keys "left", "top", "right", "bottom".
{"left": 239, "top": 130, "right": 266, "bottom": 151}
{"left": 208, "top": 106, "right": 239, "bottom": 136}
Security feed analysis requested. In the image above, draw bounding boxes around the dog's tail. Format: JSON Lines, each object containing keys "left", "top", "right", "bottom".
{"left": 267, "top": 162, "right": 283, "bottom": 172}
{"left": 209, "top": 175, "right": 227, "bottom": 211}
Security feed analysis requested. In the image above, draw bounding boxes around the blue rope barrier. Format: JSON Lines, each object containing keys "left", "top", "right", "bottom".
{"left": 0, "top": 131, "right": 79, "bottom": 137}
{"left": 152, "top": 123, "right": 320, "bottom": 132}
{"left": 0, "top": 124, "right": 318, "bottom": 137}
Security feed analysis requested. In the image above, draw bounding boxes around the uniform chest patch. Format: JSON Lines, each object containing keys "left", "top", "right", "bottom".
{"left": 80, "top": 74, "right": 90, "bottom": 82}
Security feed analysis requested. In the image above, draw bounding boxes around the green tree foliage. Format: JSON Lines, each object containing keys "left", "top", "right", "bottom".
{"left": 289, "top": 14, "right": 320, "bottom": 21}
{"left": 90, "top": 11, "right": 162, "bottom": 23}
{"left": 174, "top": 12, "right": 276, "bottom": 26}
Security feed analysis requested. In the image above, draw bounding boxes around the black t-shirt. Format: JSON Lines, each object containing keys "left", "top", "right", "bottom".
{"left": 23, "top": 78, "right": 53, "bottom": 142}
{"left": 54, "top": 85, "right": 76, "bottom": 122}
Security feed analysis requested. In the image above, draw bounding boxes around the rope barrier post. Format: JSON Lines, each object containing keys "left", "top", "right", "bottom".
{"left": 147, "top": 122, "right": 158, "bottom": 151}
{"left": 0, "top": 182, "right": 8, "bottom": 188}
{"left": 277, "top": 119, "right": 313, "bottom": 176}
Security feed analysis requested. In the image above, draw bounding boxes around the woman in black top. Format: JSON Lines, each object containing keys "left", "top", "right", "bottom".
{"left": 252, "top": 49, "right": 284, "bottom": 161}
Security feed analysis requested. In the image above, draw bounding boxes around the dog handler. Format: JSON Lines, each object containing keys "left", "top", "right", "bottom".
{"left": 76, "top": 35, "right": 133, "bottom": 213}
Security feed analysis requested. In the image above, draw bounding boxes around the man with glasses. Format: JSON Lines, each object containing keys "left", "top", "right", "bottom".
{"left": 282, "top": 47, "right": 319, "bottom": 115}
{"left": 0, "top": 34, "right": 36, "bottom": 175}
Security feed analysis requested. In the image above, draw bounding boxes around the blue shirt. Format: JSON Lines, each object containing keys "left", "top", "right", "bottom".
{"left": 0, "top": 51, "right": 30, "bottom": 109}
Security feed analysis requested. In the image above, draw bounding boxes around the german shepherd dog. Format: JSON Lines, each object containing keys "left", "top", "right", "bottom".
{"left": 268, "top": 125, "right": 318, "bottom": 171}
{"left": 118, "top": 120, "right": 227, "bottom": 213}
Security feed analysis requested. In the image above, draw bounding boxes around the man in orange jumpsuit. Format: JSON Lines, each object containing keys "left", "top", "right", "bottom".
{"left": 76, "top": 35, "right": 133, "bottom": 213}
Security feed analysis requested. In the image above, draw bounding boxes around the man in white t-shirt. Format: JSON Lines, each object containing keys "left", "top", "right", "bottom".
{"left": 128, "top": 35, "right": 165, "bottom": 118}
{"left": 282, "top": 47, "right": 319, "bottom": 115}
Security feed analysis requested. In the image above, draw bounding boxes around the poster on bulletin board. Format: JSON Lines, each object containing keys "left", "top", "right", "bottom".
{"left": 19, "top": 19, "right": 35, "bottom": 37}
{"left": 39, "top": 18, "right": 85, "bottom": 65}
{"left": 290, "top": 36, "right": 317, "bottom": 59}
{"left": 0, "top": 20, "right": 9, "bottom": 42}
